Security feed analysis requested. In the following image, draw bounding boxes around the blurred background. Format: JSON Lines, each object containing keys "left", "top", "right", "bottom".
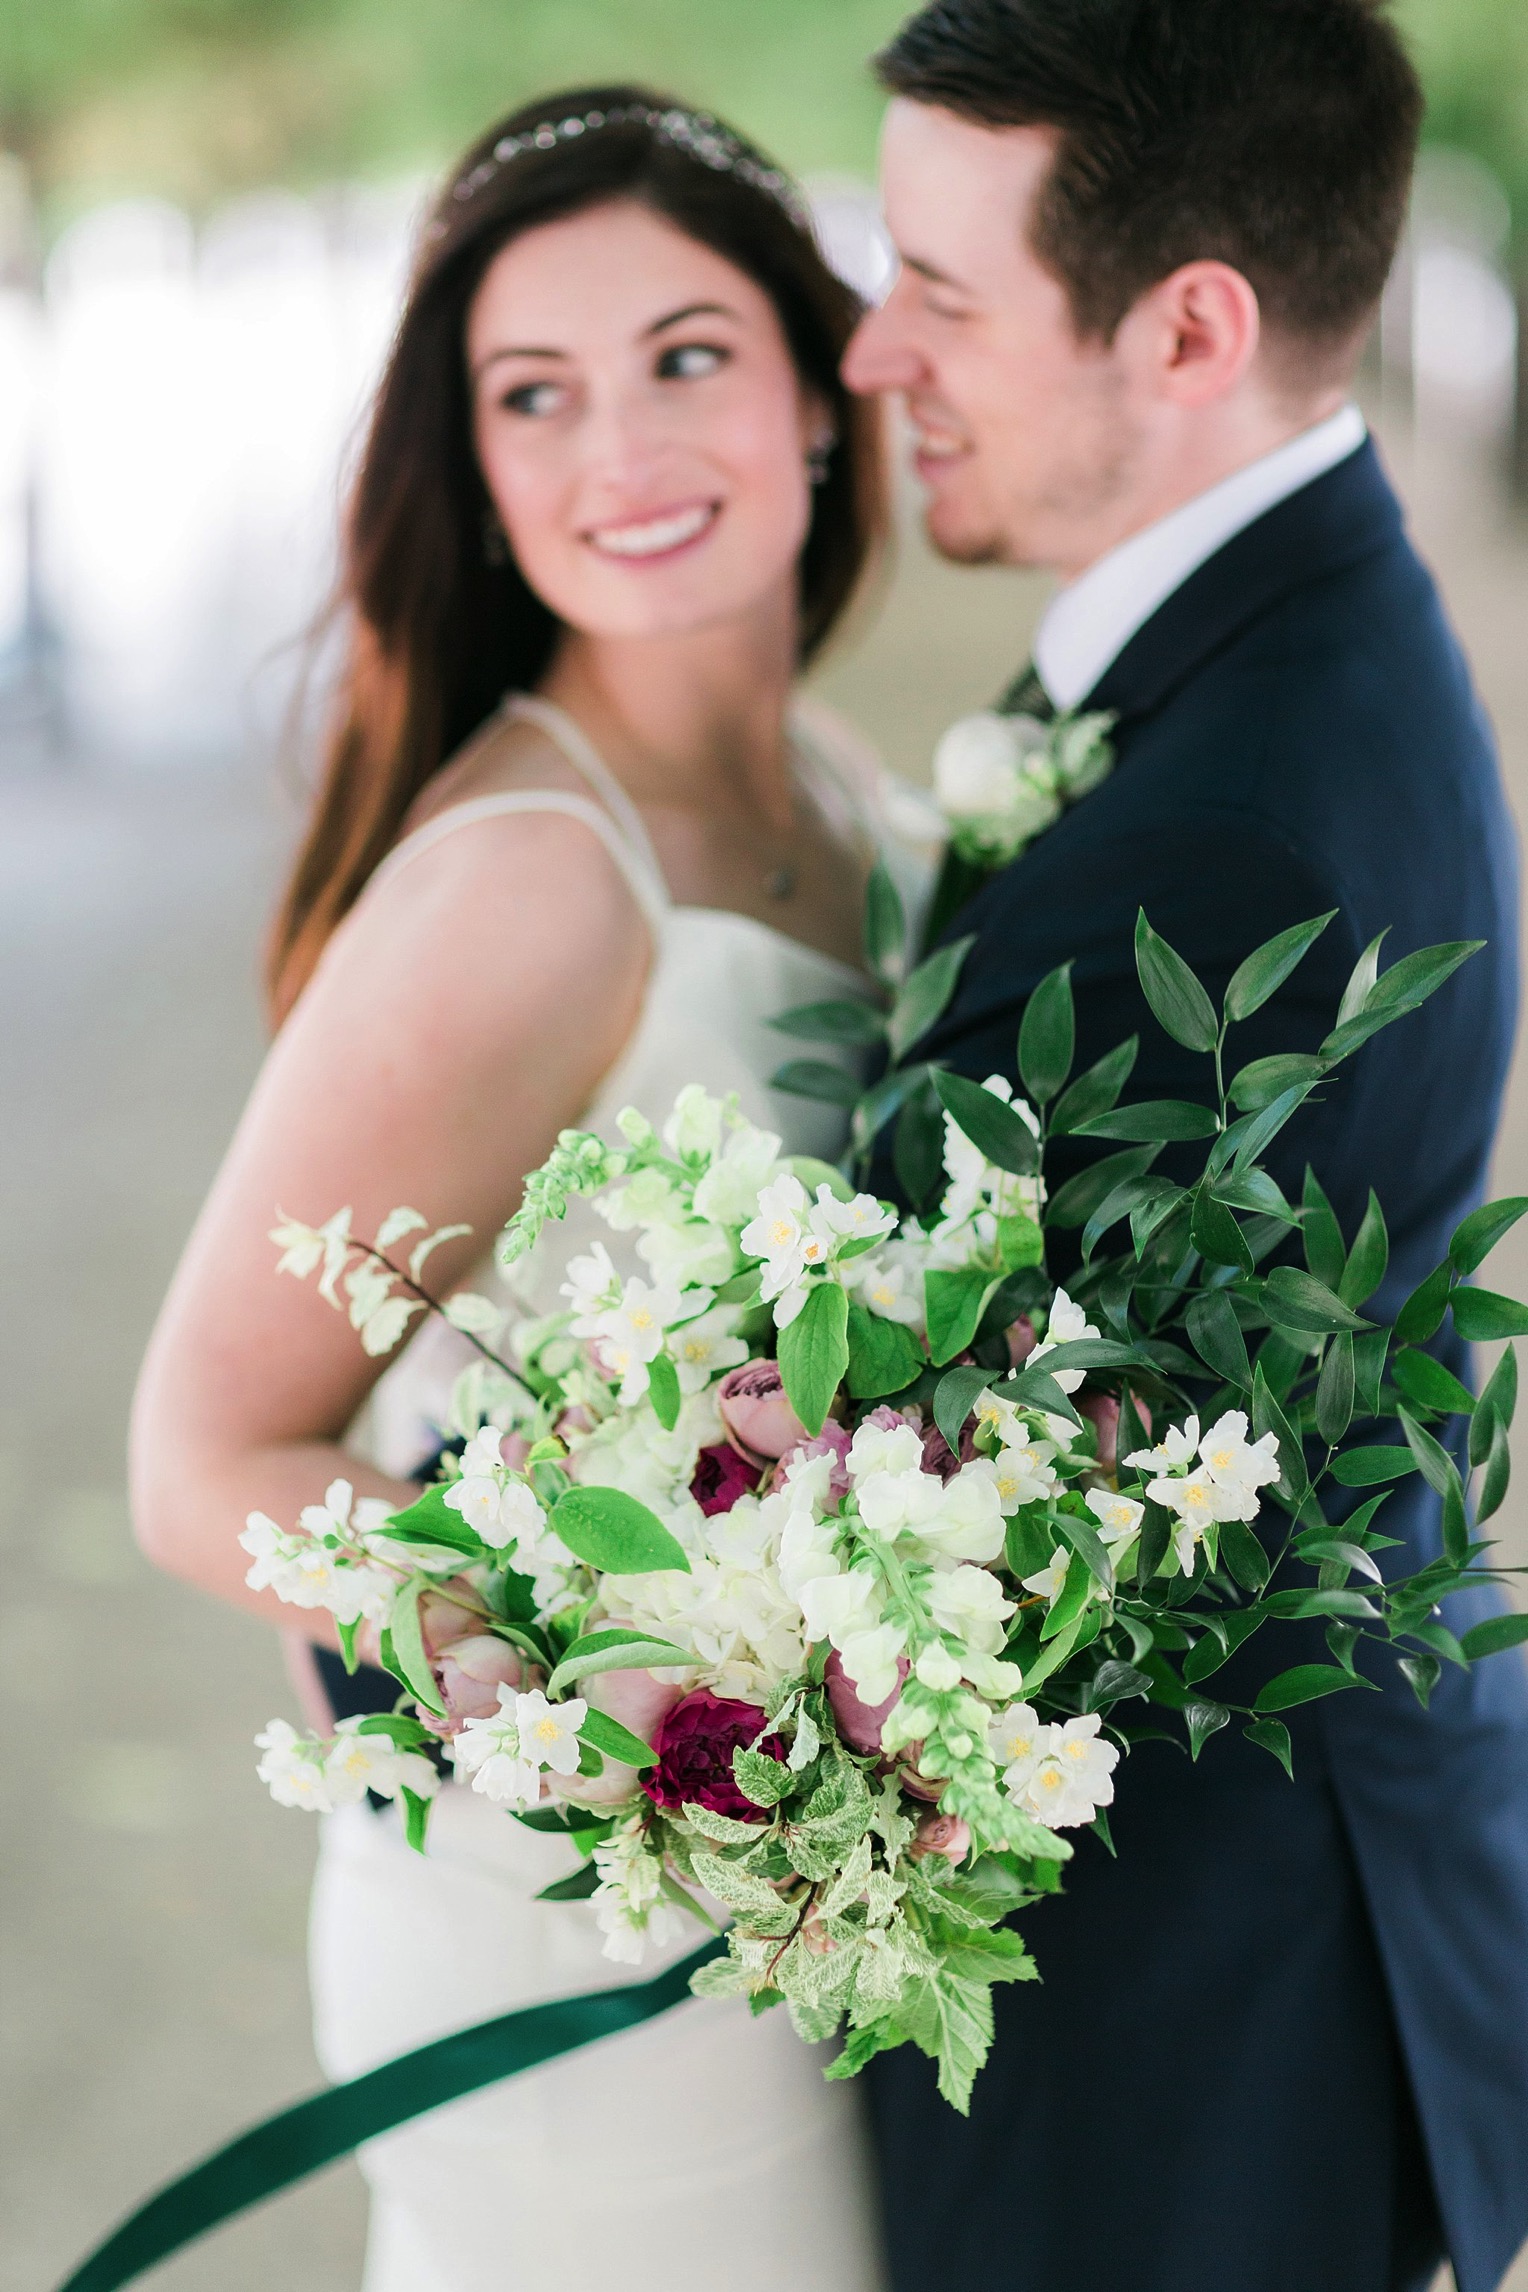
{"left": 4, "top": 2, "right": 1528, "bottom": 2286}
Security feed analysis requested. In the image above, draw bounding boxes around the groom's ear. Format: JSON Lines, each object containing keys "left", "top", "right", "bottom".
{"left": 1120, "top": 260, "right": 1262, "bottom": 410}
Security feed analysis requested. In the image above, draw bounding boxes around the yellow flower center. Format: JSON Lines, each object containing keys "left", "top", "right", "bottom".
{"left": 769, "top": 1219, "right": 795, "bottom": 1246}
{"left": 1038, "top": 1766, "right": 1064, "bottom": 1793}
{"left": 628, "top": 1307, "right": 654, "bottom": 1332}
{"left": 533, "top": 1717, "right": 562, "bottom": 1745}
{"left": 1065, "top": 1740, "right": 1091, "bottom": 1762}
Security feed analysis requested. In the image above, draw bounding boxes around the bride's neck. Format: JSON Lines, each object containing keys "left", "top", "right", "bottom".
{"left": 540, "top": 607, "right": 800, "bottom": 832}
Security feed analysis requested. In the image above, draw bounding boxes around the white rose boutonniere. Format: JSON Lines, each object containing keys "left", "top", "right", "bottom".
{"left": 933, "top": 705, "right": 1117, "bottom": 869}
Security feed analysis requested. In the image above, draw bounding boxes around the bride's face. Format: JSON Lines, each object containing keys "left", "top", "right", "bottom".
{"left": 467, "top": 200, "right": 826, "bottom": 642}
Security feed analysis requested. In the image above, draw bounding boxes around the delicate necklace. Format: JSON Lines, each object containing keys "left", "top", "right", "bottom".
{"left": 764, "top": 862, "right": 797, "bottom": 900}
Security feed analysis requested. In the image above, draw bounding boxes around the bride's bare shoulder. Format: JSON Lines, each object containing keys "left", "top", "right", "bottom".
{"left": 401, "top": 709, "right": 586, "bottom": 834}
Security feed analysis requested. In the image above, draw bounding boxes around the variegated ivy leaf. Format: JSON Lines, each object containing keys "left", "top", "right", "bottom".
{"left": 853, "top": 1932, "right": 915, "bottom": 2010}
{"left": 443, "top": 1291, "right": 504, "bottom": 1336}
{"left": 375, "top": 1206, "right": 428, "bottom": 1250}
{"left": 820, "top": 1834, "right": 874, "bottom": 1920}
{"left": 868, "top": 1776, "right": 916, "bottom": 1862}
{"left": 688, "top": 1955, "right": 753, "bottom": 2000}
{"left": 681, "top": 1802, "right": 775, "bottom": 1848}
{"left": 410, "top": 1222, "right": 472, "bottom": 1282}
{"left": 688, "top": 1851, "right": 795, "bottom": 1927}
{"left": 864, "top": 1867, "right": 906, "bottom": 1928}
{"left": 788, "top": 1995, "right": 844, "bottom": 2045}
{"left": 788, "top": 1702, "right": 821, "bottom": 1772}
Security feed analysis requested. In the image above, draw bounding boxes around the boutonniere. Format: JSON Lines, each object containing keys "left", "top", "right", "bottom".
{"left": 933, "top": 705, "right": 1118, "bottom": 869}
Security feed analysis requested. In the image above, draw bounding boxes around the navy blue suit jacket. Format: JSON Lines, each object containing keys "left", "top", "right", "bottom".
{"left": 866, "top": 443, "right": 1528, "bottom": 2292}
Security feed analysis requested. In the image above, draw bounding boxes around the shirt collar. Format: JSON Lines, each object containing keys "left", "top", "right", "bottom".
{"left": 1032, "top": 403, "right": 1368, "bottom": 713}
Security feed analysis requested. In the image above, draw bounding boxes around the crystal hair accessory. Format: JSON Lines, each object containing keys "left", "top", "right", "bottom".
{"left": 431, "top": 104, "right": 812, "bottom": 239}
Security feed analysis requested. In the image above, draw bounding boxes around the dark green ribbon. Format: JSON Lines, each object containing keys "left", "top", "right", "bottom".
{"left": 57, "top": 1935, "right": 727, "bottom": 2292}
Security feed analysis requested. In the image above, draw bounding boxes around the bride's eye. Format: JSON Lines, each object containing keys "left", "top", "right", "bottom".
{"left": 499, "top": 379, "right": 565, "bottom": 417}
{"left": 656, "top": 342, "right": 729, "bottom": 381}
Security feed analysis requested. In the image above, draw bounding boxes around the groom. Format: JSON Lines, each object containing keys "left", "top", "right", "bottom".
{"left": 845, "top": 4, "right": 1528, "bottom": 2290}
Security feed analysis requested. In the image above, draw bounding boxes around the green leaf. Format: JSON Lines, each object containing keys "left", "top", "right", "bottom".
{"left": 1395, "top": 1261, "right": 1454, "bottom": 1344}
{"left": 1254, "top": 1664, "right": 1375, "bottom": 1713}
{"left": 932, "top": 1069, "right": 1039, "bottom": 1176}
{"left": 998, "top": 1363, "right": 1085, "bottom": 1432}
{"left": 1184, "top": 1697, "right": 1231, "bottom": 1759}
{"left": 1053, "top": 1508, "right": 1116, "bottom": 1593}
{"left": 1191, "top": 1188, "right": 1254, "bottom": 1275}
{"left": 1450, "top": 1196, "right": 1528, "bottom": 1278}
{"left": 887, "top": 936, "right": 976, "bottom": 1063}
{"left": 1230, "top": 1083, "right": 1318, "bottom": 1175}
{"left": 1225, "top": 912, "right": 1337, "bottom": 1023}
{"left": 1339, "top": 1191, "right": 1389, "bottom": 1309}
{"left": 1262, "top": 1587, "right": 1381, "bottom": 1621}
{"left": 1084, "top": 1659, "right": 1152, "bottom": 1709}
{"left": 1459, "top": 1612, "right": 1528, "bottom": 1660}
{"left": 769, "top": 1058, "right": 860, "bottom": 1109}
{"left": 769, "top": 998, "right": 886, "bottom": 1046}
{"left": 1050, "top": 1036, "right": 1139, "bottom": 1134}
{"left": 1316, "top": 1332, "right": 1356, "bottom": 1447}
{"left": 864, "top": 857, "right": 907, "bottom": 987}
{"left": 1219, "top": 1519, "right": 1271, "bottom": 1593}
{"left": 1336, "top": 928, "right": 1388, "bottom": 1027}
{"left": 355, "top": 1711, "right": 435, "bottom": 1749}
{"left": 536, "top": 1860, "right": 602, "bottom": 1902}
{"left": 1243, "top": 1718, "right": 1294, "bottom": 1778}
{"left": 1018, "top": 963, "right": 1075, "bottom": 1105}
{"left": 1451, "top": 1288, "right": 1528, "bottom": 1342}
{"left": 577, "top": 1706, "right": 658, "bottom": 1770}
{"left": 1045, "top": 1144, "right": 1160, "bottom": 1229}
{"left": 335, "top": 1617, "right": 361, "bottom": 1676}
{"left": 1474, "top": 1345, "right": 1519, "bottom": 1462}
{"left": 899, "top": 1966, "right": 997, "bottom": 2115}
{"left": 1477, "top": 1412, "right": 1512, "bottom": 1524}
{"left": 924, "top": 1266, "right": 998, "bottom": 1367}
{"left": 1391, "top": 1348, "right": 1475, "bottom": 1417}
{"left": 732, "top": 1746, "right": 793, "bottom": 1808}
{"left": 548, "top": 1628, "right": 696, "bottom": 1697}
{"left": 845, "top": 1301, "right": 924, "bottom": 1400}
{"left": 995, "top": 1211, "right": 1045, "bottom": 1271}
{"left": 400, "top": 1788, "right": 432, "bottom": 1856}
{"left": 1398, "top": 1654, "right": 1441, "bottom": 1708}
{"left": 1070, "top": 1099, "right": 1220, "bottom": 1142}
{"left": 1329, "top": 1444, "right": 1418, "bottom": 1487}
{"left": 892, "top": 1078, "right": 946, "bottom": 1212}
{"left": 777, "top": 1278, "right": 851, "bottom": 1435}
{"left": 1296, "top": 1534, "right": 1382, "bottom": 1584}
{"left": 1183, "top": 1607, "right": 1266, "bottom": 1680}
{"left": 375, "top": 1481, "right": 489, "bottom": 1560}
{"left": 1320, "top": 940, "right": 1484, "bottom": 1062}
{"left": 548, "top": 1486, "right": 692, "bottom": 1576}
{"left": 646, "top": 1349, "right": 681, "bottom": 1432}
{"left": 1252, "top": 1366, "right": 1308, "bottom": 1505}
{"left": 1227, "top": 1052, "right": 1327, "bottom": 1114}
{"left": 1261, "top": 1265, "right": 1370, "bottom": 1335}
{"left": 1351, "top": 1327, "right": 1390, "bottom": 1418}
{"left": 933, "top": 1364, "right": 998, "bottom": 1454}
{"left": 1185, "top": 1289, "right": 1254, "bottom": 1390}
{"left": 387, "top": 1581, "right": 446, "bottom": 1718}
{"left": 1301, "top": 1168, "right": 1346, "bottom": 1292}
{"left": 1135, "top": 909, "right": 1220, "bottom": 1053}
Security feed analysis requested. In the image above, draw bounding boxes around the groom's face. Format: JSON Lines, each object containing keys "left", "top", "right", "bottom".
{"left": 844, "top": 103, "right": 1138, "bottom": 572}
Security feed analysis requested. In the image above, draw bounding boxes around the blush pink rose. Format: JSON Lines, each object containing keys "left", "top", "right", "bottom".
{"left": 824, "top": 1647, "right": 910, "bottom": 1755}
{"left": 716, "top": 1362, "right": 809, "bottom": 1469}
{"left": 561, "top": 1663, "right": 684, "bottom": 1806}
{"left": 909, "top": 1811, "right": 971, "bottom": 1864}
{"left": 425, "top": 1632, "right": 527, "bottom": 1738}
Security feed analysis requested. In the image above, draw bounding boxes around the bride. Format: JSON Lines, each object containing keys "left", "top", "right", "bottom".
{"left": 131, "top": 84, "right": 927, "bottom": 2292}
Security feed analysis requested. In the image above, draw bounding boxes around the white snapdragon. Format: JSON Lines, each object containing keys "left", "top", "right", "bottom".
{"left": 322, "top": 1718, "right": 439, "bottom": 1809}
{"left": 690, "top": 1121, "right": 785, "bottom": 1226}
{"left": 450, "top": 1685, "right": 589, "bottom": 1806}
{"left": 663, "top": 1083, "right": 729, "bottom": 1162}
{"left": 1029, "top": 1290, "right": 1101, "bottom": 1393}
{"left": 916, "top": 1462, "right": 1006, "bottom": 1566}
{"left": 442, "top": 1426, "right": 549, "bottom": 1552}
{"left": 592, "top": 1817, "right": 684, "bottom": 1964}
{"left": 926, "top": 1563, "right": 1015, "bottom": 1655}
{"left": 837, "top": 1620, "right": 910, "bottom": 1706}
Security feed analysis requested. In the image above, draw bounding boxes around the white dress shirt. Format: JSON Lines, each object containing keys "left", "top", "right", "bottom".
{"left": 1033, "top": 403, "right": 1368, "bottom": 712}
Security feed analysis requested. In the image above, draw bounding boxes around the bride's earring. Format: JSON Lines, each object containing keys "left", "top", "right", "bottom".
{"left": 481, "top": 506, "right": 509, "bottom": 566}
{"left": 805, "top": 430, "right": 836, "bottom": 487}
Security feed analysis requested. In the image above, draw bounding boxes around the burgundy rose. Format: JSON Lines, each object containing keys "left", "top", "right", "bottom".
{"left": 919, "top": 1420, "right": 979, "bottom": 1483}
{"left": 690, "top": 1442, "right": 758, "bottom": 1516}
{"left": 717, "top": 1362, "right": 809, "bottom": 1468}
{"left": 641, "top": 1688, "right": 786, "bottom": 1819}
{"left": 824, "top": 1647, "right": 910, "bottom": 1755}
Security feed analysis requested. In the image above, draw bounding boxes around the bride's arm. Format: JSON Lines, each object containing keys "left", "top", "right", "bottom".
{"left": 129, "top": 810, "right": 648, "bottom": 1630}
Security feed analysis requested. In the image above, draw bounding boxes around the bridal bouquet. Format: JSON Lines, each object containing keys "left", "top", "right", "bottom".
{"left": 249, "top": 887, "right": 1528, "bottom": 2109}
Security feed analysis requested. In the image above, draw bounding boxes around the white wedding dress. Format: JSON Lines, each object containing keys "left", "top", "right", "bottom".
{"left": 309, "top": 693, "right": 932, "bottom": 2292}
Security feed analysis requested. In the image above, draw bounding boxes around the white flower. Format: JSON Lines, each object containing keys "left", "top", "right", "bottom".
{"left": 637, "top": 1219, "right": 736, "bottom": 1290}
{"left": 1197, "top": 1410, "right": 1280, "bottom": 1517}
{"left": 926, "top": 1563, "right": 1015, "bottom": 1654}
{"left": 444, "top": 1466, "right": 547, "bottom": 1553}
{"left": 322, "top": 1719, "right": 439, "bottom": 1809}
{"left": 847, "top": 1418, "right": 925, "bottom": 1482}
{"left": 933, "top": 711, "right": 1052, "bottom": 818}
{"left": 691, "top": 1122, "right": 785, "bottom": 1226}
{"left": 240, "top": 1504, "right": 393, "bottom": 1624}
{"left": 255, "top": 1720, "right": 334, "bottom": 1812}
{"left": 847, "top": 1252, "right": 924, "bottom": 1327}
{"left": 837, "top": 1621, "right": 909, "bottom": 1707}
{"left": 854, "top": 1463, "right": 947, "bottom": 1543}
{"left": 796, "top": 1564, "right": 880, "bottom": 1647}
{"left": 1015, "top": 1713, "right": 1119, "bottom": 1829}
{"left": 562, "top": 1241, "right": 621, "bottom": 1323}
{"left": 451, "top": 1686, "right": 588, "bottom": 1804}
{"left": 592, "top": 1276, "right": 689, "bottom": 1405}
{"left": 808, "top": 1186, "right": 897, "bottom": 1250}
{"left": 592, "top": 1816, "right": 685, "bottom": 1965}
{"left": 992, "top": 1435, "right": 1059, "bottom": 1512}
{"left": 917, "top": 1461, "right": 1005, "bottom": 1565}
{"left": 1086, "top": 1487, "right": 1144, "bottom": 1547}
{"left": 1029, "top": 1289, "right": 1100, "bottom": 1393}
{"left": 1021, "top": 1548, "right": 1071, "bottom": 1605}
{"left": 740, "top": 1173, "right": 830, "bottom": 1301}
{"left": 667, "top": 1305, "right": 749, "bottom": 1394}
{"left": 663, "top": 1084, "right": 729, "bottom": 1162}
{"left": 1126, "top": 1415, "right": 1200, "bottom": 1476}
{"left": 915, "top": 1641, "right": 964, "bottom": 1691}
{"left": 512, "top": 1689, "right": 588, "bottom": 1778}
{"left": 988, "top": 1701, "right": 1044, "bottom": 1779}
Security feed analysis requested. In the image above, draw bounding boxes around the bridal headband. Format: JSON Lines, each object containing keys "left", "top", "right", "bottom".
{"left": 435, "top": 103, "right": 812, "bottom": 236}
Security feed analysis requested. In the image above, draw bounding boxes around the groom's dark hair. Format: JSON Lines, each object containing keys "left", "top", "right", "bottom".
{"left": 876, "top": 0, "right": 1421, "bottom": 365}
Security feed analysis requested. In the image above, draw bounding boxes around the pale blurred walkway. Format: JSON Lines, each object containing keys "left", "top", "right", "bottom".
{"left": 3, "top": 420, "right": 1527, "bottom": 2290}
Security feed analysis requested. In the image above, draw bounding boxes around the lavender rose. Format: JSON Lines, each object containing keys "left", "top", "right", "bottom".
{"left": 641, "top": 1688, "right": 786, "bottom": 1819}
{"left": 716, "top": 1362, "right": 809, "bottom": 1469}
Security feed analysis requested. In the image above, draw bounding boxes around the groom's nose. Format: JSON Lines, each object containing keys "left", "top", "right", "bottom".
{"left": 841, "top": 289, "right": 928, "bottom": 397}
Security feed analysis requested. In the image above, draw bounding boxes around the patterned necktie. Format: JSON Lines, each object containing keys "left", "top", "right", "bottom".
{"left": 996, "top": 658, "right": 1056, "bottom": 721}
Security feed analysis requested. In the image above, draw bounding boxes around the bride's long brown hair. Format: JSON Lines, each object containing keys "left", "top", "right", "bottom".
{"left": 267, "top": 86, "right": 886, "bottom": 1023}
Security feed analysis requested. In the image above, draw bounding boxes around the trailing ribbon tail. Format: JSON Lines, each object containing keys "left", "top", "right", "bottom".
{"left": 56, "top": 1936, "right": 727, "bottom": 2292}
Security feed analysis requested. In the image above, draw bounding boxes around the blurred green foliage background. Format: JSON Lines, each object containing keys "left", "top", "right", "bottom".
{"left": 0, "top": 0, "right": 1524, "bottom": 238}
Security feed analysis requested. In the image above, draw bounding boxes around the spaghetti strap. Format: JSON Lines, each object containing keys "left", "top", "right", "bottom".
{"left": 504, "top": 695, "right": 669, "bottom": 891}
{"left": 363, "top": 789, "right": 669, "bottom": 934}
